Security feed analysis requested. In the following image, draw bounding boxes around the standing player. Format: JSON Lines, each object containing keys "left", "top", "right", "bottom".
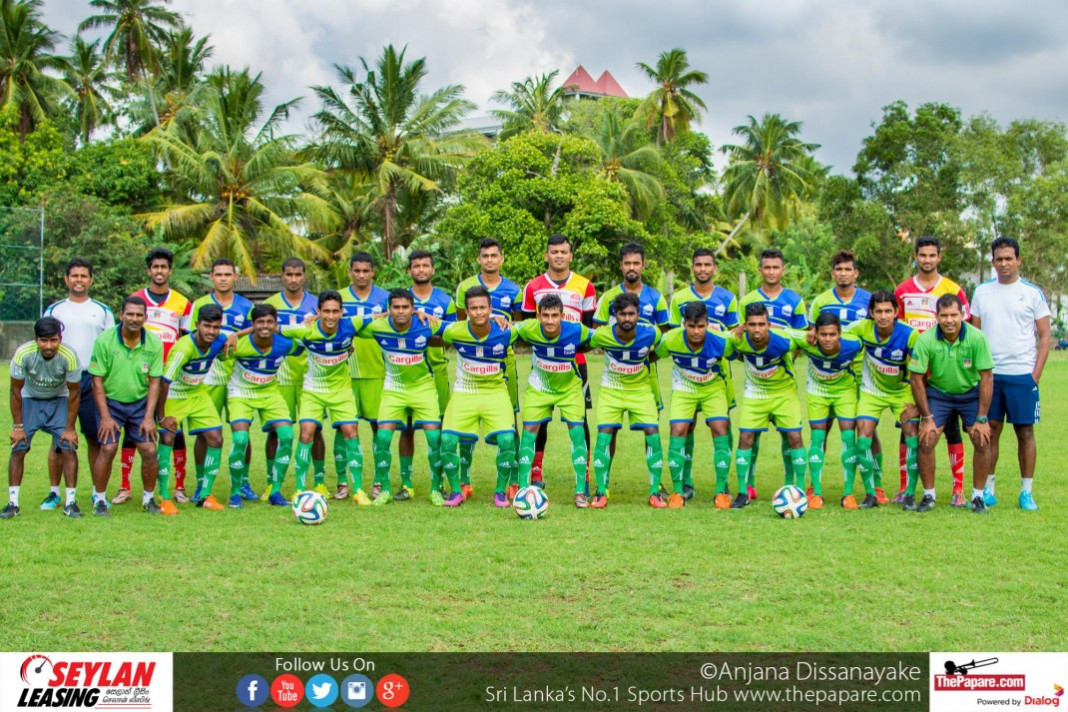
{"left": 909, "top": 294, "right": 994, "bottom": 513}
{"left": 727, "top": 303, "right": 808, "bottom": 508}
{"left": 339, "top": 252, "right": 389, "bottom": 499}
{"left": 395, "top": 250, "right": 456, "bottom": 500}
{"left": 360, "top": 289, "right": 447, "bottom": 506}
{"left": 41, "top": 258, "right": 114, "bottom": 510}
{"left": 668, "top": 248, "right": 740, "bottom": 500}
{"left": 589, "top": 293, "right": 668, "bottom": 508}
{"left": 655, "top": 302, "right": 734, "bottom": 509}
{"left": 3, "top": 318, "right": 81, "bottom": 519}
{"left": 264, "top": 258, "right": 324, "bottom": 496}
{"left": 118, "top": 248, "right": 193, "bottom": 505}
{"left": 436, "top": 286, "right": 518, "bottom": 507}
{"left": 895, "top": 236, "right": 971, "bottom": 506}
{"left": 456, "top": 238, "right": 522, "bottom": 497}
{"left": 512, "top": 295, "right": 593, "bottom": 507}
{"left": 970, "top": 237, "right": 1051, "bottom": 510}
{"left": 737, "top": 248, "right": 808, "bottom": 500}
{"left": 521, "top": 234, "right": 596, "bottom": 489}
{"left": 846, "top": 291, "right": 920, "bottom": 509}
{"left": 189, "top": 259, "right": 254, "bottom": 499}
{"left": 157, "top": 305, "right": 227, "bottom": 514}
{"left": 88, "top": 297, "right": 164, "bottom": 516}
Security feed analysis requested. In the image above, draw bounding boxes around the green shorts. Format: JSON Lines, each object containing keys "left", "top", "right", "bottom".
{"left": 857, "top": 389, "right": 916, "bottom": 424}
{"left": 208, "top": 385, "right": 226, "bottom": 415}
{"left": 739, "top": 391, "right": 802, "bottom": 432}
{"left": 279, "top": 384, "right": 300, "bottom": 421}
{"left": 442, "top": 386, "right": 514, "bottom": 444}
{"left": 433, "top": 368, "right": 450, "bottom": 415}
{"left": 807, "top": 388, "right": 858, "bottom": 425}
{"left": 650, "top": 362, "right": 664, "bottom": 411}
{"left": 522, "top": 385, "right": 585, "bottom": 426}
{"left": 163, "top": 392, "right": 222, "bottom": 434}
{"left": 230, "top": 390, "right": 291, "bottom": 432}
{"left": 351, "top": 378, "right": 382, "bottom": 424}
{"left": 300, "top": 388, "right": 358, "bottom": 427}
{"left": 379, "top": 383, "right": 441, "bottom": 430}
{"left": 596, "top": 386, "right": 659, "bottom": 431}
{"left": 723, "top": 365, "right": 738, "bottom": 410}
{"left": 669, "top": 379, "right": 730, "bottom": 425}
{"left": 506, "top": 351, "right": 520, "bottom": 414}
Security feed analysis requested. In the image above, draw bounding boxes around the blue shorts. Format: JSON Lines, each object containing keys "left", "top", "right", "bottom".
{"left": 988, "top": 373, "right": 1040, "bottom": 426}
{"left": 100, "top": 398, "right": 151, "bottom": 445}
{"left": 927, "top": 386, "right": 979, "bottom": 429}
{"left": 77, "top": 372, "right": 100, "bottom": 445}
{"left": 13, "top": 397, "right": 73, "bottom": 453}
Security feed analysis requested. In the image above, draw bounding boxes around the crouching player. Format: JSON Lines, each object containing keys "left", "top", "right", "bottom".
{"left": 157, "top": 305, "right": 227, "bottom": 513}
{"left": 655, "top": 302, "right": 735, "bottom": 508}
{"left": 512, "top": 294, "right": 593, "bottom": 507}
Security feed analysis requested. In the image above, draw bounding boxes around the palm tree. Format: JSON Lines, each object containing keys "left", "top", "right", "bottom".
{"left": 308, "top": 170, "right": 377, "bottom": 262}
{"left": 79, "top": 0, "right": 182, "bottom": 126}
{"left": 310, "top": 44, "right": 486, "bottom": 257}
{"left": 140, "top": 67, "right": 331, "bottom": 275}
{"left": 588, "top": 112, "right": 664, "bottom": 218}
{"left": 151, "top": 26, "right": 211, "bottom": 129}
{"left": 636, "top": 48, "right": 708, "bottom": 145}
{"left": 0, "top": 0, "right": 69, "bottom": 137}
{"left": 490, "top": 69, "right": 573, "bottom": 138}
{"left": 63, "top": 36, "right": 115, "bottom": 144}
{"left": 718, "top": 113, "right": 819, "bottom": 250}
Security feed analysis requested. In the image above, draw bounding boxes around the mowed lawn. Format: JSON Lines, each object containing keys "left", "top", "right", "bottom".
{"left": 0, "top": 354, "right": 1065, "bottom": 653}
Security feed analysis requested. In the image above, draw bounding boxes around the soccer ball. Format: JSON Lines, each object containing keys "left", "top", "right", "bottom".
{"left": 292, "top": 491, "right": 328, "bottom": 525}
{"left": 513, "top": 486, "right": 549, "bottom": 520}
{"left": 772, "top": 485, "right": 808, "bottom": 519}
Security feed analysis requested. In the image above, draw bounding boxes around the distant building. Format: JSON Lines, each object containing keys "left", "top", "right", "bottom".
{"left": 561, "top": 66, "right": 629, "bottom": 100}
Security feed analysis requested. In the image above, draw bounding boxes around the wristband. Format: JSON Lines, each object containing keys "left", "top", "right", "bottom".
{"left": 12, "top": 424, "right": 24, "bottom": 430}
{"left": 922, "top": 415, "right": 934, "bottom": 421}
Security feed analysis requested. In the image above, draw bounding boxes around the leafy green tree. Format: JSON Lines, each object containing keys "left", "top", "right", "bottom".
{"left": 69, "top": 137, "right": 160, "bottom": 208}
{"left": 815, "top": 174, "right": 901, "bottom": 286}
{"left": 636, "top": 48, "right": 708, "bottom": 145}
{"left": 490, "top": 69, "right": 573, "bottom": 139}
{"left": 130, "top": 25, "right": 212, "bottom": 133}
{"left": 0, "top": 0, "right": 69, "bottom": 138}
{"left": 62, "top": 36, "right": 115, "bottom": 145}
{"left": 0, "top": 105, "right": 67, "bottom": 204}
{"left": 587, "top": 111, "right": 663, "bottom": 219}
{"left": 310, "top": 44, "right": 486, "bottom": 257}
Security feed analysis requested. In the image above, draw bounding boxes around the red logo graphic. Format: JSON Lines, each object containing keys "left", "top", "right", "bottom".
{"left": 376, "top": 673, "right": 410, "bottom": 708}
{"left": 271, "top": 674, "right": 305, "bottom": 708}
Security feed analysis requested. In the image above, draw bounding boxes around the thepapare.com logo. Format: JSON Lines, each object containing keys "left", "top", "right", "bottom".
{"left": 16, "top": 654, "right": 157, "bottom": 708}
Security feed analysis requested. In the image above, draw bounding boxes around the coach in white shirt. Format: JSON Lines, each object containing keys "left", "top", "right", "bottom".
{"left": 970, "top": 236, "right": 1051, "bottom": 511}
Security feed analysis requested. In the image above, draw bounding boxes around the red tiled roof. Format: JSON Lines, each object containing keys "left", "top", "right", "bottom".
{"left": 561, "top": 65, "right": 600, "bottom": 94}
{"left": 595, "top": 70, "right": 628, "bottom": 98}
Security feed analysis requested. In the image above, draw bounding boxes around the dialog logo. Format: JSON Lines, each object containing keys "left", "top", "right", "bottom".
{"left": 306, "top": 673, "right": 339, "bottom": 708}
{"left": 236, "top": 673, "right": 268, "bottom": 708}
{"left": 270, "top": 673, "right": 304, "bottom": 708}
{"left": 340, "top": 674, "right": 373, "bottom": 708}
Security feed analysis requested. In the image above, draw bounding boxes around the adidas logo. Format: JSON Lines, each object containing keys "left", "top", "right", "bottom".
{"left": 575, "top": 456, "right": 587, "bottom": 465}
{"left": 594, "top": 459, "right": 604, "bottom": 467}
{"left": 377, "top": 460, "right": 388, "bottom": 467}
{"left": 809, "top": 454, "right": 821, "bottom": 463}
{"left": 668, "top": 459, "right": 680, "bottom": 468}
{"left": 519, "top": 456, "right": 531, "bottom": 464}
{"left": 277, "top": 456, "right": 290, "bottom": 464}
{"left": 231, "top": 462, "right": 244, "bottom": 471}
{"left": 716, "top": 460, "right": 727, "bottom": 468}
{"left": 444, "top": 463, "right": 456, "bottom": 470}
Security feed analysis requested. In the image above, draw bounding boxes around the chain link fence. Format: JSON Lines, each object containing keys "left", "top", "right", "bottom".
{"left": 0, "top": 207, "right": 44, "bottom": 358}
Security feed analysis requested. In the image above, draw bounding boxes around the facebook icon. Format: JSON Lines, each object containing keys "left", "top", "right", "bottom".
{"left": 236, "top": 674, "right": 269, "bottom": 707}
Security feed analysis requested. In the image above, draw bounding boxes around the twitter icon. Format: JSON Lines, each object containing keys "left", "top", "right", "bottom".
{"left": 306, "top": 673, "right": 338, "bottom": 708}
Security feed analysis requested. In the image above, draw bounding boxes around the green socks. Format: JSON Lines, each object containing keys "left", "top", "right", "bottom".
{"left": 713, "top": 435, "right": 731, "bottom": 494}
{"left": 294, "top": 441, "right": 312, "bottom": 491}
{"left": 373, "top": 428, "right": 394, "bottom": 494}
{"left": 272, "top": 425, "right": 294, "bottom": 495}
{"left": 593, "top": 431, "right": 612, "bottom": 496}
{"left": 856, "top": 436, "right": 876, "bottom": 496}
{"left": 808, "top": 429, "right": 826, "bottom": 496}
{"left": 873, "top": 450, "right": 884, "bottom": 489}
{"left": 439, "top": 432, "right": 461, "bottom": 492}
{"left": 313, "top": 458, "right": 326, "bottom": 486}
{"left": 747, "top": 432, "right": 761, "bottom": 486}
{"left": 568, "top": 426, "right": 588, "bottom": 495}
{"left": 458, "top": 441, "right": 475, "bottom": 486}
{"left": 517, "top": 429, "right": 537, "bottom": 489}
{"left": 790, "top": 448, "right": 807, "bottom": 489}
{"left": 424, "top": 429, "right": 442, "bottom": 488}
{"left": 202, "top": 446, "right": 221, "bottom": 498}
{"left": 682, "top": 431, "right": 695, "bottom": 488}
{"left": 841, "top": 429, "right": 858, "bottom": 496}
{"left": 494, "top": 432, "right": 516, "bottom": 494}
{"left": 904, "top": 435, "right": 919, "bottom": 495}
{"left": 194, "top": 460, "right": 205, "bottom": 492}
{"left": 735, "top": 448, "right": 752, "bottom": 494}
{"left": 399, "top": 455, "right": 414, "bottom": 489}
{"left": 645, "top": 433, "right": 664, "bottom": 496}
{"left": 780, "top": 432, "right": 793, "bottom": 484}
{"left": 346, "top": 437, "right": 364, "bottom": 492}
{"left": 333, "top": 434, "right": 348, "bottom": 488}
{"left": 228, "top": 429, "right": 249, "bottom": 497}
{"left": 668, "top": 435, "right": 686, "bottom": 495}
{"left": 157, "top": 444, "right": 173, "bottom": 501}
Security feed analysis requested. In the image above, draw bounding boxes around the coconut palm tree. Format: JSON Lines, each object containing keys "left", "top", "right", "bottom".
{"left": 140, "top": 67, "right": 331, "bottom": 275}
{"left": 588, "top": 111, "right": 664, "bottom": 218}
{"left": 636, "top": 48, "right": 708, "bottom": 145}
{"left": 490, "top": 69, "right": 573, "bottom": 138}
{"left": 63, "top": 36, "right": 115, "bottom": 144}
{"left": 0, "top": 0, "right": 69, "bottom": 137}
{"left": 310, "top": 44, "right": 486, "bottom": 257}
{"left": 150, "top": 26, "right": 211, "bottom": 129}
{"left": 79, "top": 0, "right": 182, "bottom": 126}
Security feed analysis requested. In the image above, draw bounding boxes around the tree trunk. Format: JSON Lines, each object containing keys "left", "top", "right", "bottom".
{"left": 383, "top": 184, "right": 397, "bottom": 258}
{"left": 143, "top": 66, "right": 161, "bottom": 128}
{"left": 715, "top": 213, "right": 750, "bottom": 256}
{"left": 545, "top": 138, "right": 563, "bottom": 229}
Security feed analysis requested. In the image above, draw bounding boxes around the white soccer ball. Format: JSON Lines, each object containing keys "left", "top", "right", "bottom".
{"left": 513, "top": 486, "right": 549, "bottom": 520}
{"left": 292, "top": 491, "right": 328, "bottom": 525}
{"left": 772, "top": 485, "right": 808, "bottom": 519}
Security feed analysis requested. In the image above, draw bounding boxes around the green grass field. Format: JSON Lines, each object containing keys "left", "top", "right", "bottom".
{"left": 1, "top": 355, "right": 1066, "bottom": 653}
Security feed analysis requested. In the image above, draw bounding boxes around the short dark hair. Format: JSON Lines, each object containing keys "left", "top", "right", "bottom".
{"left": 681, "top": 301, "right": 708, "bottom": 323}
{"left": 868, "top": 289, "right": 898, "bottom": 313}
{"left": 611, "top": 291, "right": 640, "bottom": 314}
{"left": 991, "top": 236, "right": 1020, "bottom": 257}
{"left": 122, "top": 296, "right": 147, "bottom": 314}
{"left": 408, "top": 249, "right": 433, "bottom": 267}
{"left": 744, "top": 302, "right": 768, "bottom": 320}
{"left": 66, "top": 257, "right": 93, "bottom": 277}
{"left": 250, "top": 304, "right": 277, "bottom": 321}
{"left": 211, "top": 258, "right": 235, "bottom": 272}
{"left": 831, "top": 249, "right": 856, "bottom": 269}
{"left": 814, "top": 312, "right": 841, "bottom": 331}
{"left": 915, "top": 235, "right": 940, "bottom": 253}
{"left": 281, "top": 257, "right": 306, "bottom": 272}
{"left": 478, "top": 238, "right": 501, "bottom": 253}
{"left": 620, "top": 241, "right": 644, "bottom": 260}
{"left": 546, "top": 234, "right": 570, "bottom": 249}
{"left": 318, "top": 289, "right": 342, "bottom": 309}
{"left": 691, "top": 248, "right": 716, "bottom": 264}
{"left": 196, "top": 304, "right": 224, "bottom": 323}
{"left": 34, "top": 316, "right": 63, "bottom": 338}
{"left": 538, "top": 294, "right": 563, "bottom": 313}
{"left": 145, "top": 247, "right": 174, "bottom": 268}
{"left": 760, "top": 248, "right": 784, "bottom": 264}
{"left": 388, "top": 288, "right": 414, "bottom": 306}
{"left": 464, "top": 285, "right": 491, "bottom": 307}
{"left": 936, "top": 293, "right": 963, "bottom": 313}
{"left": 350, "top": 251, "right": 374, "bottom": 268}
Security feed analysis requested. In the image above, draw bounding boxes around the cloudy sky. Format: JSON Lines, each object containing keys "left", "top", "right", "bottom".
{"left": 43, "top": 0, "right": 1068, "bottom": 173}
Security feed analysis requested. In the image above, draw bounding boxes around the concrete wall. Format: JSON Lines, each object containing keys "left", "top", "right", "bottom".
{"left": 0, "top": 321, "right": 35, "bottom": 359}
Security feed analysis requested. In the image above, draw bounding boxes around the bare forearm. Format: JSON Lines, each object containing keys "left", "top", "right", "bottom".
{"left": 910, "top": 375, "right": 931, "bottom": 418}
{"left": 10, "top": 387, "right": 22, "bottom": 425}
{"left": 145, "top": 378, "right": 160, "bottom": 416}
{"left": 978, "top": 371, "right": 992, "bottom": 417}
{"left": 66, "top": 385, "right": 80, "bottom": 430}
{"left": 157, "top": 382, "right": 170, "bottom": 419}
{"left": 92, "top": 376, "right": 110, "bottom": 418}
